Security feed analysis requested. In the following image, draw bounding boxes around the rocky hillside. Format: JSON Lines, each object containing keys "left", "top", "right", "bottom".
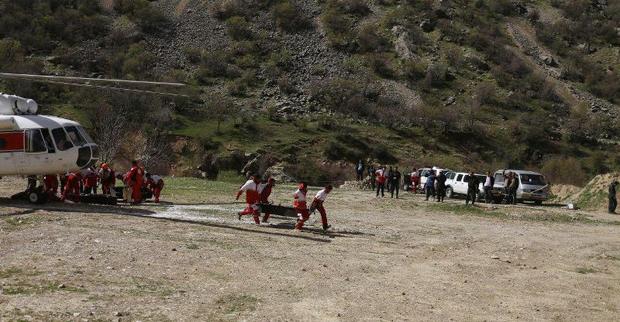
{"left": 0, "top": 0, "right": 619, "bottom": 184}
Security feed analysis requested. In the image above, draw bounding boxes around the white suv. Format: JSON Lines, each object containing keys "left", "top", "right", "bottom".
{"left": 444, "top": 172, "right": 485, "bottom": 199}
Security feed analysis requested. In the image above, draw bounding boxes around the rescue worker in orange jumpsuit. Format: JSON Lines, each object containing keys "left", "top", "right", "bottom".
{"left": 236, "top": 175, "right": 261, "bottom": 224}
{"left": 127, "top": 160, "right": 144, "bottom": 204}
{"left": 99, "top": 163, "right": 115, "bottom": 196}
{"left": 61, "top": 172, "right": 81, "bottom": 203}
{"left": 293, "top": 182, "right": 311, "bottom": 231}
{"left": 258, "top": 178, "right": 276, "bottom": 223}
{"left": 145, "top": 173, "right": 165, "bottom": 203}
{"left": 310, "top": 185, "right": 333, "bottom": 231}
{"left": 43, "top": 174, "right": 59, "bottom": 200}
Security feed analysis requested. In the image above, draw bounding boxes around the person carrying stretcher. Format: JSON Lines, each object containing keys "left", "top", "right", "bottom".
{"left": 236, "top": 174, "right": 261, "bottom": 225}
{"left": 258, "top": 178, "right": 276, "bottom": 223}
{"left": 293, "top": 182, "right": 310, "bottom": 231}
{"left": 309, "top": 185, "right": 333, "bottom": 231}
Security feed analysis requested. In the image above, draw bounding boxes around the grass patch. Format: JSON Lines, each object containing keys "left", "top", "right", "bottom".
{"left": 428, "top": 203, "right": 619, "bottom": 225}
{"left": 215, "top": 294, "right": 258, "bottom": 315}
{"left": 576, "top": 267, "right": 598, "bottom": 274}
{"left": 2, "top": 281, "right": 86, "bottom": 295}
{"left": 128, "top": 277, "right": 174, "bottom": 297}
{"left": 429, "top": 203, "right": 508, "bottom": 219}
{"left": 1, "top": 216, "right": 44, "bottom": 231}
{"left": 576, "top": 190, "right": 608, "bottom": 210}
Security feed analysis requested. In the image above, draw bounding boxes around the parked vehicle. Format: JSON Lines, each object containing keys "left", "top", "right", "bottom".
{"left": 417, "top": 167, "right": 448, "bottom": 191}
{"left": 444, "top": 172, "right": 485, "bottom": 199}
{"left": 491, "top": 170, "right": 549, "bottom": 204}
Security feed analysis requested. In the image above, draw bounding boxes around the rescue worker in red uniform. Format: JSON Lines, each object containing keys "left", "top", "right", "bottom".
{"left": 43, "top": 174, "right": 59, "bottom": 200}
{"left": 127, "top": 160, "right": 143, "bottom": 204}
{"left": 258, "top": 178, "right": 276, "bottom": 223}
{"left": 99, "top": 163, "right": 115, "bottom": 196}
{"left": 61, "top": 172, "right": 81, "bottom": 203}
{"left": 145, "top": 173, "right": 165, "bottom": 203}
{"left": 293, "top": 182, "right": 310, "bottom": 231}
{"left": 310, "top": 185, "right": 333, "bottom": 231}
{"left": 236, "top": 175, "right": 261, "bottom": 225}
{"left": 410, "top": 168, "right": 420, "bottom": 193}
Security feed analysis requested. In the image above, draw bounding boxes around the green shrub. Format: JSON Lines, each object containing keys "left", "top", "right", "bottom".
{"left": 114, "top": 0, "right": 168, "bottom": 33}
{"left": 226, "top": 16, "right": 254, "bottom": 40}
{"left": 357, "top": 24, "right": 389, "bottom": 53}
{"left": 184, "top": 47, "right": 202, "bottom": 64}
{"left": 368, "top": 54, "right": 394, "bottom": 78}
{"left": 199, "top": 50, "right": 235, "bottom": 79}
{"left": 321, "top": 7, "right": 356, "bottom": 50}
{"left": 327, "top": 0, "right": 370, "bottom": 16}
{"left": 0, "top": 38, "right": 24, "bottom": 69}
{"left": 541, "top": 157, "right": 588, "bottom": 186}
{"left": 272, "top": 1, "right": 310, "bottom": 32}
{"left": 403, "top": 61, "right": 428, "bottom": 82}
{"left": 210, "top": 0, "right": 247, "bottom": 19}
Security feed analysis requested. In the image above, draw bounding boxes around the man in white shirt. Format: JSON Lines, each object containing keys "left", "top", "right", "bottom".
{"left": 236, "top": 174, "right": 261, "bottom": 224}
{"left": 310, "top": 185, "right": 333, "bottom": 231}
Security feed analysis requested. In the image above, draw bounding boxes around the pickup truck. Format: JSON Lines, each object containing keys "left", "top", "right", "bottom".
{"left": 444, "top": 171, "right": 485, "bottom": 199}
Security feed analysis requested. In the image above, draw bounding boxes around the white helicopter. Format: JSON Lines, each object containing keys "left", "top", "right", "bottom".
{"left": 0, "top": 72, "right": 187, "bottom": 203}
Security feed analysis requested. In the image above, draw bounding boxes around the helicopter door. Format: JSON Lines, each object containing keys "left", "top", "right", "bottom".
{"left": 19, "top": 129, "right": 49, "bottom": 174}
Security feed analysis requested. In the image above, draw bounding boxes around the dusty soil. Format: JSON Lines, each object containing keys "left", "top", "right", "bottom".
{"left": 1, "top": 177, "right": 619, "bottom": 321}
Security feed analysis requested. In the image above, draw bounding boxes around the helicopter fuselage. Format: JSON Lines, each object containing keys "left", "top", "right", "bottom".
{"left": 0, "top": 114, "right": 99, "bottom": 176}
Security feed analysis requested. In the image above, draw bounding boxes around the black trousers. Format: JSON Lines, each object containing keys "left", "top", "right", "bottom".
{"left": 484, "top": 187, "right": 493, "bottom": 203}
{"left": 466, "top": 188, "right": 477, "bottom": 205}
{"left": 425, "top": 187, "right": 435, "bottom": 200}
{"left": 609, "top": 197, "right": 617, "bottom": 213}
{"left": 390, "top": 182, "right": 400, "bottom": 198}
{"left": 376, "top": 183, "right": 385, "bottom": 197}
{"left": 436, "top": 187, "right": 445, "bottom": 202}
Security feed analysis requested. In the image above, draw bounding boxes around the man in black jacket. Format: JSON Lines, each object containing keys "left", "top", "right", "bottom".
{"left": 609, "top": 181, "right": 618, "bottom": 214}
{"left": 466, "top": 172, "right": 480, "bottom": 206}
{"left": 436, "top": 171, "right": 447, "bottom": 202}
{"left": 390, "top": 167, "right": 402, "bottom": 199}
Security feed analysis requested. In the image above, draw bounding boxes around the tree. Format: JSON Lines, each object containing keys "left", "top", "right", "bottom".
{"left": 90, "top": 103, "right": 128, "bottom": 163}
{"left": 205, "top": 93, "right": 237, "bottom": 133}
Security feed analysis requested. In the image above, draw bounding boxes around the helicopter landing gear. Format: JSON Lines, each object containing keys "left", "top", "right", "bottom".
{"left": 10, "top": 176, "right": 48, "bottom": 204}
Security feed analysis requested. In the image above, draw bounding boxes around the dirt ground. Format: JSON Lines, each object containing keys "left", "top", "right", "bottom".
{"left": 1, "top": 177, "right": 619, "bottom": 321}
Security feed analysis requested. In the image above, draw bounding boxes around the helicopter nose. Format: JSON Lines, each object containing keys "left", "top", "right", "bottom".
{"left": 77, "top": 144, "right": 100, "bottom": 168}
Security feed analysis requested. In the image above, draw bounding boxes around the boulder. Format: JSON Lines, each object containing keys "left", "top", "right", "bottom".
{"left": 264, "top": 164, "right": 296, "bottom": 183}
{"left": 420, "top": 19, "right": 435, "bottom": 33}
{"left": 197, "top": 153, "right": 220, "bottom": 180}
{"left": 540, "top": 55, "right": 558, "bottom": 67}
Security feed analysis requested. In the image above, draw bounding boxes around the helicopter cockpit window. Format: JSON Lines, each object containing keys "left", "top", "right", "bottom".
{"left": 64, "top": 126, "right": 87, "bottom": 146}
{"left": 41, "top": 129, "right": 55, "bottom": 153}
{"left": 76, "top": 126, "right": 94, "bottom": 144}
{"left": 25, "top": 129, "right": 47, "bottom": 153}
{"left": 52, "top": 128, "right": 73, "bottom": 151}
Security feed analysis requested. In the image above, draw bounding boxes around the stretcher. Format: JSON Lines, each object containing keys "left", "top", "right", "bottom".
{"left": 258, "top": 204, "right": 299, "bottom": 218}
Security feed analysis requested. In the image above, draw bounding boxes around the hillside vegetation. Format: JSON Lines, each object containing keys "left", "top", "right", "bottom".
{"left": 0, "top": 0, "right": 619, "bottom": 184}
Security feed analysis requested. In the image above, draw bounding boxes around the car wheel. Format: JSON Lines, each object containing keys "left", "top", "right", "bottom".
{"left": 446, "top": 187, "right": 453, "bottom": 198}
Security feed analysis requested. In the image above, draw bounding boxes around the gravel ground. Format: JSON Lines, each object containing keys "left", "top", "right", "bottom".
{"left": 1, "top": 177, "right": 619, "bottom": 321}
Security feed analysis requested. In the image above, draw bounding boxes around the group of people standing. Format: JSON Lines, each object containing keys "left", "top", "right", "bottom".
{"left": 236, "top": 174, "right": 333, "bottom": 231}
{"left": 357, "top": 161, "right": 402, "bottom": 199}
{"left": 41, "top": 160, "right": 164, "bottom": 204}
